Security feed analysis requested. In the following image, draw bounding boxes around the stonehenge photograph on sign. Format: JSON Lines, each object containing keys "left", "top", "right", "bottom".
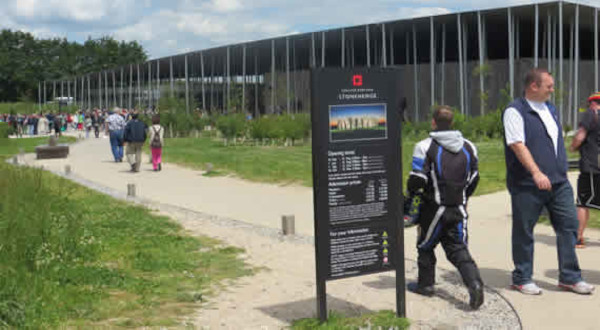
{"left": 329, "top": 103, "right": 387, "bottom": 142}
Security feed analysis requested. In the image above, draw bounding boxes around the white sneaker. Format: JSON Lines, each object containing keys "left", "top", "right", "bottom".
{"left": 559, "top": 281, "right": 595, "bottom": 295}
{"left": 512, "top": 282, "right": 543, "bottom": 295}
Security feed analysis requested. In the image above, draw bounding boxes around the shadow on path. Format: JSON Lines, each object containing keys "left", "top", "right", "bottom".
{"left": 545, "top": 269, "right": 600, "bottom": 286}
{"left": 479, "top": 267, "right": 560, "bottom": 292}
{"left": 257, "top": 295, "right": 372, "bottom": 323}
{"left": 535, "top": 233, "right": 600, "bottom": 248}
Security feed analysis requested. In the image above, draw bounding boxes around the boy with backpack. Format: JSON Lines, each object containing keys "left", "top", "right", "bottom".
{"left": 148, "top": 115, "right": 164, "bottom": 171}
{"left": 406, "top": 105, "right": 484, "bottom": 310}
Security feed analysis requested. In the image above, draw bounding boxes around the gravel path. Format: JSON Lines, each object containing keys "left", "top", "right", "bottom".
{"left": 12, "top": 152, "right": 521, "bottom": 329}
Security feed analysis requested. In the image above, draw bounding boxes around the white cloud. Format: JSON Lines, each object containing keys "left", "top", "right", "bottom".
{"left": 208, "top": 0, "right": 243, "bottom": 12}
{"left": 6, "top": 0, "right": 600, "bottom": 59}
{"left": 10, "top": 0, "right": 136, "bottom": 23}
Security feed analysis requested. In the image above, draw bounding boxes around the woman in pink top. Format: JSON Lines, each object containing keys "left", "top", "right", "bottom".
{"left": 148, "top": 115, "right": 164, "bottom": 171}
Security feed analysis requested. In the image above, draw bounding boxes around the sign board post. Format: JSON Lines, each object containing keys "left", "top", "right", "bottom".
{"left": 311, "top": 68, "right": 405, "bottom": 321}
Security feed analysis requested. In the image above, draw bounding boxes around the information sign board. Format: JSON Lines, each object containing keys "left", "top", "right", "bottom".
{"left": 311, "top": 68, "right": 405, "bottom": 321}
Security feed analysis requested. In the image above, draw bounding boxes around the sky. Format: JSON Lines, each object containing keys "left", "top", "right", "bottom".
{"left": 2, "top": 0, "right": 600, "bottom": 60}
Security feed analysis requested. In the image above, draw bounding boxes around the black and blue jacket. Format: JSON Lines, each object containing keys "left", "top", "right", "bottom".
{"left": 408, "top": 130, "right": 479, "bottom": 207}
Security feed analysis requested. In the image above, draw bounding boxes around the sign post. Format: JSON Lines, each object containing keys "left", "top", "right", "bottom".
{"left": 311, "top": 68, "right": 405, "bottom": 321}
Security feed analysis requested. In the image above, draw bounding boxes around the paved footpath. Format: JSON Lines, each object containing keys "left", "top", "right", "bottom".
{"left": 19, "top": 135, "right": 600, "bottom": 329}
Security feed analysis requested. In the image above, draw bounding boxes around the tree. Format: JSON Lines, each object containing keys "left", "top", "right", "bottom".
{"left": 0, "top": 29, "right": 148, "bottom": 102}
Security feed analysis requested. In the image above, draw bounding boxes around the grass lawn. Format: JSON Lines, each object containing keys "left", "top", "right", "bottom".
{"left": 0, "top": 139, "right": 252, "bottom": 328}
{"left": 292, "top": 311, "right": 409, "bottom": 329}
{"left": 162, "top": 136, "right": 507, "bottom": 196}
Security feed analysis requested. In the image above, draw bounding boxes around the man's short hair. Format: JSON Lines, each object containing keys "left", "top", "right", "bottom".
{"left": 524, "top": 68, "right": 551, "bottom": 90}
{"left": 433, "top": 105, "right": 453, "bottom": 130}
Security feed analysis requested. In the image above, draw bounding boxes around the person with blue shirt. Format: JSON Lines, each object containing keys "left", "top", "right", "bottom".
{"left": 503, "top": 68, "right": 594, "bottom": 295}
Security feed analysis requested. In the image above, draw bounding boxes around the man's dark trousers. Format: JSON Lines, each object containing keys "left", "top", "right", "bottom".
{"left": 511, "top": 182, "right": 582, "bottom": 285}
{"left": 417, "top": 201, "right": 482, "bottom": 288}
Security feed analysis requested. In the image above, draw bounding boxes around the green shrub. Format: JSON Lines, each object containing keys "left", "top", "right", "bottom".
{"left": 0, "top": 122, "right": 11, "bottom": 138}
{"left": 403, "top": 109, "right": 505, "bottom": 141}
{"left": 215, "top": 114, "right": 247, "bottom": 140}
{"left": 281, "top": 113, "right": 311, "bottom": 141}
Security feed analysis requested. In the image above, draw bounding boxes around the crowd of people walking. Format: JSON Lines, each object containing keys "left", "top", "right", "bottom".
{"left": 1, "top": 107, "right": 164, "bottom": 173}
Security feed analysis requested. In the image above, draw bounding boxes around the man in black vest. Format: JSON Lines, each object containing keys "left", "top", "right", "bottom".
{"left": 503, "top": 68, "right": 594, "bottom": 295}
{"left": 407, "top": 106, "right": 484, "bottom": 310}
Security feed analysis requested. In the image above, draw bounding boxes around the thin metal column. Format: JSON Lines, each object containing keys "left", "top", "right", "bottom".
{"left": 211, "top": 57, "right": 215, "bottom": 111}
{"left": 463, "top": 20, "right": 469, "bottom": 115}
{"left": 148, "top": 62, "right": 152, "bottom": 109}
{"left": 43, "top": 81, "right": 46, "bottom": 108}
{"left": 286, "top": 37, "right": 290, "bottom": 114}
{"left": 201, "top": 52, "right": 206, "bottom": 110}
{"left": 430, "top": 17, "right": 435, "bottom": 107}
{"left": 405, "top": 32, "right": 409, "bottom": 65}
{"left": 559, "top": 1, "right": 564, "bottom": 117}
{"left": 87, "top": 76, "right": 90, "bottom": 110}
{"left": 66, "top": 81, "right": 70, "bottom": 103}
{"left": 38, "top": 82, "right": 41, "bottom": 112}
{"left": 351, "top": 34, "right": 355, "bottom": 67}
{"left": 441, "top": 24, "right": 446, "bottom": 105}
{"left": 226, "top": 47, "right": 230, "bottom": 111}
{"left": 574, "top": 4, "right": 580, "bottom": 126}
{"left": 594, "top": 8, "right": 598, "bottom": 92}
{"left": 478, "top": 11, "right": 485, "bottom": 115}
{"left": 508, "top": 8, "right": 515, "bottom": 99}
{"left": 129, "top": 65, "right": 133, "bottom": 110}
{"left": 137, "top": 64, "right": 141, "bottom": 109}
{"left": 321, "top": 31, "right": 326, "bottom": 68}
{"left": 457, "top": 14, "right": 465, "bottom": 114}
{"left": 341, "top": 29, "right": 345, "bottom": 68}
{"left": 120, "top": 68, "right": 124, "bottom": 108}
{"left": 271, "top": 39, "right": 275, "bottom": 114}
{"left": 98, "top": 74, "right": 102, "bottom": 109}
{"left": 169, "top": 57, "right": 174, "bottom": 97}
{"left": 548, "top": 13, "right": 552, "bottom": 70}
{"left": 53, "top": 81, "right": 56, "bottom": 102}
{"left": 390, "top": 27, "right": 395, "bottom": 66}
{"left": 516, "top": 18, "right": 520, "bottom": 60}
{"left": 413, "top": 23, "right": 419, "bottom": 119}
{"left": 242, "top": 46, "right": 246, "bottom": 112}
{"left": 569, "top": 19, "right": 574, "bottom": 125}
{"left": 156, "top": 60, "right": 160, "bottom": 107}
{"left": 112, "top": 70, "right": 117, "bottom": 108}
{"left": 535, "top": 4, "right": 539, "bottom": 67}
{"left": 74, "top": 78, "right": 77, "bottom": 107}
{"left": 222, "top": 59, "right": 226, "bottom": 113}
{"left": 185, "top": 55, "right": 190, "bottom": 115}
{"left": 254, "top": 51, "right": 259, "bottom": 117}
{"left": 311, "top": 33, "right": 316, "bottom": 68}
{"left": 382, "top": 23, "right": 387, "bottom": 67}
{"left": 366, "top": 25, "right": 371, "bottom": 67}
{"left": 81, "top": 77, "right": 84, "bottom": 109}
{"left": 104, "top": 71, "right": 109, "bottom": 109}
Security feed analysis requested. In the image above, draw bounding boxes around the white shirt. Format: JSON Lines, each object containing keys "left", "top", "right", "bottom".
{"left": 503, "top": 100, "right": 559, "bottom": 155}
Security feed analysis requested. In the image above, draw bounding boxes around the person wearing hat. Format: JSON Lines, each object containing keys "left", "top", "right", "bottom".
{"left": 569, "top": 92, "right": 600, "bottom": 248}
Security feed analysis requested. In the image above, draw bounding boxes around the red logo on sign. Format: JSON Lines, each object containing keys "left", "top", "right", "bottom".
{"left": 352, "top": 75, "right": 363, "bottom": 86}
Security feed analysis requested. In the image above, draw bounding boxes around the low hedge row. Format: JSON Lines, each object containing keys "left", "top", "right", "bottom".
{"left": 215, "top": 114, "right": 311, "bottom": 144}
{"left": 402, "top": 109, "right": 505, "bottom": 141}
